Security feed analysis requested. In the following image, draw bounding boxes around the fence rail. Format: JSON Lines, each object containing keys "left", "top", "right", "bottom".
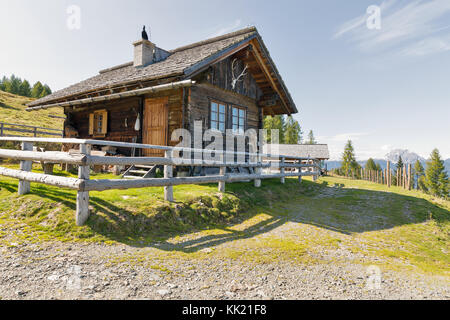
{"left": 329, "top": 161, "right": 413, "bottom": 190}
{"left": 0, "top": 122, "right": 63, "bottom": 138}
{"left": 0, "top": 137, "right": 321, "bottom": 226}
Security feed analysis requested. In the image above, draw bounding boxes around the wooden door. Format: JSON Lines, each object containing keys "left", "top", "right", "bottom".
{"left": 143, "top": 97, "right": 168, "bottom": 157}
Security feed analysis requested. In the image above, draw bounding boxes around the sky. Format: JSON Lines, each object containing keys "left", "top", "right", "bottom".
{"left": 1, "top": 0, "right": 449, "bottom": 160}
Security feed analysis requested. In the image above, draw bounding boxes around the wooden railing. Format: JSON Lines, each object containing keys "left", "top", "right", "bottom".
{"left": 0, "top": 137, "right": 321, "bottom": 226}
{"left": 0, "top": 122, "right": 63, "bottom": 138}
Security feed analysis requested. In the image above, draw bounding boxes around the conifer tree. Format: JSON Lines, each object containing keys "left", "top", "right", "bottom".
{"left": 425, "top": 149, "right": 449, "bottom": 198}
{"left": 306, "top": 130, "right": 317, "bottom": 144}
{"left": 19, "top": 80, "right": 32, "bottom": 97}
{"left": 366, "top": 158, "right": 377, "bottom": 171}
{"left": 284, "top": 116, "right": 302, "bottom": 144}
{"left": 341, "top": 140, "right": 360, "bottom": 176}
{"left": 31, "top": 81, "right": 44, "bottom": 98}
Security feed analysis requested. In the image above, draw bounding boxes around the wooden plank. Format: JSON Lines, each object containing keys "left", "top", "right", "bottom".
{"left": 0, "top": 166, "right": 82, "bottom": 189}
{"left": 0, "top": 149, "right": 87, "bottom": 164}
{"left": 84, "top": 171, "right": 319, "bottom": 192}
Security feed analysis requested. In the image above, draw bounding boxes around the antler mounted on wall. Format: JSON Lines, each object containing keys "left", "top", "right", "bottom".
{"left": 231, "top": 58, "right": 248, "bottom": 90}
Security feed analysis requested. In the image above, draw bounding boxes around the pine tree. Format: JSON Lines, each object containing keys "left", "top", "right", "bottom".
{"left": 341, "top": 140, "right": 360, "bottom": 176}
{"left": 414, "top": 160, "right": 425, "bottom": 190}
{"left": 366, "top": 158, "right": 377, "bottom": 171}
{"left": 40, "top": 84, "right": 52, "bottom": 97}
{"left": 284, "top": 116, "right": 302, "bottom": 144}
{"left": 9, "top": 74, "right": 22, "bottom": 95}
{"left": 375, "top": 163, "right": 382, "bottom": 172}
{"left": 19, "top": 80, "right": 32, "bottom": 97}
{"left": 306, "top": 130, "right": 317, "bottom": 144}
{"left": 31, "top": 81, "right": 44, "bottom": 98}
{"left": 0, "top": 76, "right": 6, "bottom": 91}
{"left": 425, "top": 149, "right": 449, "bottom": 198}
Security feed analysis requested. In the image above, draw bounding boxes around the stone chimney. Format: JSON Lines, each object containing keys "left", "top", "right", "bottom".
{"left": 133, "top": 39, "right": 155, "bottom": 68}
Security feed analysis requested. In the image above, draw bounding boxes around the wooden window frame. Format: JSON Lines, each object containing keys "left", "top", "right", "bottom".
{"left": 231, "top": 105, "right": 246, "bottom": 135}
{"left": 210, "top": 100, "right": 227, "bottom": 133}
{"left": 89, "top": 109, "right": 108, "bottom": 137}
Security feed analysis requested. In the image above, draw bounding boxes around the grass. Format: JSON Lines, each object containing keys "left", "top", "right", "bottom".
{"left": 0, "top": 90, "right": 64, "bottom": 129}
{"left": 0, "top": 164, "right": 449, "bottom": 276}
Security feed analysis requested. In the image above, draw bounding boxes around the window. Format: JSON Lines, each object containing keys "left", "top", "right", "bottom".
{"left": 232, "top": 106, "right": 246, "bottom": 134}
{"left": 89, "top": 109, "right": 108, "bottom": 136}
{"left": 210, "top": 102, "right": 226, "bottom": 133}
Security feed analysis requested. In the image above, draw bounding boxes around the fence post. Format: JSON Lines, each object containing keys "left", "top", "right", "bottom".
{"left": 218, "top": 166, "right": 226, "bottom": 192}
{"left": 76, "top": 143, "right": 91, "bottom": 226}
{"left": 0, "top": 123, "right": 3, "bottom": 137}
{"left": 254, "top": 152, "right": 262, "bottom": 188}
{"left": 18, "top": 142, "right": 33, "bottom": 195}
{"left": 387, "top": 162, "right": 391, "bottom": 188}
{"left": 280, "top": 156, "right": 285, "bottom": 184}
{"left": 164, "top": 150, "right": 174, "bottom": 201}
{"left": 408, "top": 164, "right": 412, "bottom": 190}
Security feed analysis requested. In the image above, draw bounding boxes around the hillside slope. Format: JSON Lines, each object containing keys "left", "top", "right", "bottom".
{"left": 0, "top": 90, "right": 64, "bottom": 130}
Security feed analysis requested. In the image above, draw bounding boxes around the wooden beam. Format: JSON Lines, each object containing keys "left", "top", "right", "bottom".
{"left": 250, "top": 39, "right": 291, "bottom": 115}
{"left": 0, "top": 166, "right": 82, "bottom": 190}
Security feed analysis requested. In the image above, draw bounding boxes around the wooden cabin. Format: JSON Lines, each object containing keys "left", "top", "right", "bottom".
{"left": 27, "top": 27, "right": 298, "bottom": 159}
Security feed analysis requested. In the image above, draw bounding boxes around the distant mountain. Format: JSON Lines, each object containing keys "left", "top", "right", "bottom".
{"left": 445, "top": 159, "right": 450, "bottom": 174}
{"left": 385, "top": 149, "right": 426, "bottom": 164}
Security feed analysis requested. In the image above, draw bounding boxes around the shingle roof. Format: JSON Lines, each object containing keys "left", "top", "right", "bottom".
{"left": 28, "top": 28, "right": 258, "bottom": 107}
{"left": 263, "top": 144, "right": 330, "bottom": 160}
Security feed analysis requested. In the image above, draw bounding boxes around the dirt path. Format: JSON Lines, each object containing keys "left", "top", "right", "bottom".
{"left": 0, "top": 236, "right": 448, "bottom": 300}
{"left": 0, "top": 182, "right": 449, "bottom": 300}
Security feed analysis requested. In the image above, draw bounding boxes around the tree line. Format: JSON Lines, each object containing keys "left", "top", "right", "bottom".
{"left": 336, "top": 140, "right": 449, "bottom": 199}
{"left": 0, "top": 74, "right": 52, "bottom": 98}
{"left": 263, "top": 115, "right": 317, "bottom": 145}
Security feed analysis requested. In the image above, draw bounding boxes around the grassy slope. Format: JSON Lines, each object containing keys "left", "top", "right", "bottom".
{"left": 0, "top": 166, "right": 448, "bottom": 276}
{"left": 0, "top": 90, "right": 64, "bottom": 129}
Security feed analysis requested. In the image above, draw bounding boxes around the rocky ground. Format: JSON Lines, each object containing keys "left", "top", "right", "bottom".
{"left": 0, "top": 241, "right": 448, "bottom": 300}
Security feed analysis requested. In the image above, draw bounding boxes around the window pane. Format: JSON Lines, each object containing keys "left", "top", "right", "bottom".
{"left": 219, "top": 104, "right": 226, "bottom": 113}
{"left": 219, "top": 113, "right": 225, "bottom": 122}
{"left": 211, "top": 112, "right": 218, "bottom": 121}
{"left": 232, "top": 108, "right": 238, "bottom": 116}
{"left": 211, "top": 102, "right": 218, "bottom": 112}
{"left": 233, "top": 124, "right": 237, "bottom": 131}
{"left": 233, "top": 117, "right": 238, "bottom": 125}
{"left": 239, "top": 109, "right": 245, "bottom": 118}
{"left": 239, "top": 118, "right": 244, "bottom": 126}
{"left": 211, "top": 121, "right": 218, "bottom": 129}
{"left": 219, "top": 123, "right": 225, "bottom": 132}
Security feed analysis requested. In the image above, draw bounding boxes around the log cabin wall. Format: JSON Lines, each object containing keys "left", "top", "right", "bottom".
{"left": 64, "top": 97, "right": 141, "bottom": 156}
{"left": 187, "top": 55, "right": 264, "bottom": 141}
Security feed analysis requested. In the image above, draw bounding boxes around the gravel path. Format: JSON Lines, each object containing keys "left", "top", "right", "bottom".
{"left": 0, "top": 241, "right": 448, "bottom": 300}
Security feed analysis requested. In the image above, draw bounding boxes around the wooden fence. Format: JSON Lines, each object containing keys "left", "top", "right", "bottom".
{"left": 330, "top": 161, "right": 413, "bottom": 190}
{"left": 0, "top": 122, "right": 63, "bottom": 138}
{"left": 0, "top": 137, "right": 321, "bottom": 226}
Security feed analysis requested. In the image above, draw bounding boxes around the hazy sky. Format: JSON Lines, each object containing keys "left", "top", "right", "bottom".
{"left": 1, "top": 0, "right": 449, "bottom": 160}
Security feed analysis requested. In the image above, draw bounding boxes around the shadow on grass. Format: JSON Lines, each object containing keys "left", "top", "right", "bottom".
{"left": 1, "top": 178, "right": 449, "bottom": 253}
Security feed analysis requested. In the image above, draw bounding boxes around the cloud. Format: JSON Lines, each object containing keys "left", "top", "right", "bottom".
{"left": 210, "top": 19, "right": 242, "bottom": 38}
{"left": 334, "top": 0, "right": 450, "bottom": 56}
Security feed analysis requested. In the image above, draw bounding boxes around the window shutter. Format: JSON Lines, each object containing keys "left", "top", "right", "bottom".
{"left": 89, "top": 113, "right": 94, "bottom": 135}
{"left": 101, "top": 110, "right": 108, "bottom": 134}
